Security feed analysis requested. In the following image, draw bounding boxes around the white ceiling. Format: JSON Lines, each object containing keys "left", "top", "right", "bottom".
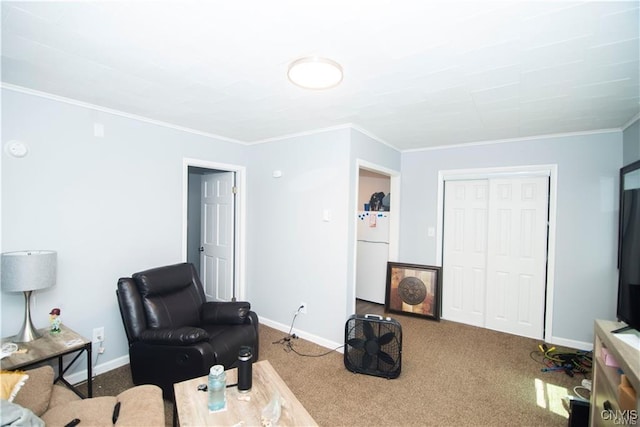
{"left": 2, "top": 1, "right": 639, "bottom": 151}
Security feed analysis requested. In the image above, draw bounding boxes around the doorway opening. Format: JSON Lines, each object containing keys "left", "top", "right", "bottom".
{"left": 182, "top": 158, "right": 247, "bottom": 302}
{"left": 352, "top": 160, "right": 401, "bottom": 314}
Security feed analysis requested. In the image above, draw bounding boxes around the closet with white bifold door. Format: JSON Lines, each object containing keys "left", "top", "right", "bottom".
{"left": 441, "top": 175, "right": 549, "bottom": 340}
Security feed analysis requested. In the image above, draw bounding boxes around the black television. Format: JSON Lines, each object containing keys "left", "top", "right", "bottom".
{"left": 616, "top": 159, "right": 640, "bottom": 333}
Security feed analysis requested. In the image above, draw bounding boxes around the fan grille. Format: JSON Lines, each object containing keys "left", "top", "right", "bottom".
{"left": 344, "top": 316, "right": 402, "bottom": 378}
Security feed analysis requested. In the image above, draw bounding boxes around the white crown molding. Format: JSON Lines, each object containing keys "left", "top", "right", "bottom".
{"left": 348, "top": 124, "right": 400, "bottom": 152}
{"left": 0, "top": 82, "right": 246, "bottom": 145}
{"left": 404, "top": 128, "right": 623, "bottom": 153}
{"left": 248, "top": 122, "right": 401, "bottom": 152}
{"left": 247, "top": 123, "right": 354, "bottom": 145}
{"left": 1, "top": 82, "right": 396, "bottom": 150}
{"left": 622, "top": 112, "right": 640, "bottom": 130}
{"left": 3, "top": 82, "right": 632, "bottom": 152}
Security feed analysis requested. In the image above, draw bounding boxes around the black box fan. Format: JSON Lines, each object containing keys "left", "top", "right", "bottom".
{"left": 344, "top": 314, "right": 402, "bottom": 379}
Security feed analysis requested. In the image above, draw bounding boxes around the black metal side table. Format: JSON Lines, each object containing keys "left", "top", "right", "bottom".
{"left": 1, "top": 324, "right": 92, "bottom": 398}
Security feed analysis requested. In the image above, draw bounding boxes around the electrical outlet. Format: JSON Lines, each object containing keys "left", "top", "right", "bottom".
{"left": 92, "top": 327, "right": 104, "bottom": 343}
{"left": 299, "top": 302, "right": 307, "bottom": 315}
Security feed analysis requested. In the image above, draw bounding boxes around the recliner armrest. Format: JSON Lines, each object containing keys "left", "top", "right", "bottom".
{"left": 201, "top": 301, "right": 251, "bottom": 325}
{"left": 138, "top": 327, "right": 209, "bottom": 345}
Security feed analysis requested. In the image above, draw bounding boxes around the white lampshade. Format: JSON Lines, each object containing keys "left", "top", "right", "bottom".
{"left": 287, "top": 56, "right": 343, "bottom": 90}
{"left": 1, "top": 250, "right": 57, "bottom": 292}
{"left": 1, "top": 250, "right": 57, "bottom": 342}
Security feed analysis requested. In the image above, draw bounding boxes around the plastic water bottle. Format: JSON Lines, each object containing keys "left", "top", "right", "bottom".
{"left": 208, "top": 365, "right": 226, "bottom": 412}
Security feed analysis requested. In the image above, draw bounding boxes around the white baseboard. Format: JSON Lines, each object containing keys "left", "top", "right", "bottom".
{"left": 66, "top": 354, "right": 130, "bottom": 386}
{"left": 547, "top": 335, "right": 593, "bottom": 351}
{"left": 64, "top": 326, "right": 587, "bottom": 385}
{"left": 66, "top": 318, "right": 342, "bottom": 385}
{"left": 260, "top": 316, "right": 344, "bottom": 354}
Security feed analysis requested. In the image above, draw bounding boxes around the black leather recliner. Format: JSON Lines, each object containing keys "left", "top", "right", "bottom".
{"left": 116, "top": 262, "right": 259, "bottom": 399}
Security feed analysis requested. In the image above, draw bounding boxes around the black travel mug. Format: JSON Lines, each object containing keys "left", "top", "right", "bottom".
{"left": 237, "top": 346, "right": 252, "bottom": 392}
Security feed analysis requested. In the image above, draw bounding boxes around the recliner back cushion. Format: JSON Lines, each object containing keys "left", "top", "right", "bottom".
{"left": 133, "top": 263, "right": 205, "bottom": 329}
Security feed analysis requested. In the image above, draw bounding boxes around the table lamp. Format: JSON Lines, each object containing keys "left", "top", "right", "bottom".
{"left": 1, "top": 250, "right": 57, "bottom": 342}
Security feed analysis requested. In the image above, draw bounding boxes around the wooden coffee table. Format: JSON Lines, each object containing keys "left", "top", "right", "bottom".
{"left": 174, "top": 360, "right": 317, "bottom": 426}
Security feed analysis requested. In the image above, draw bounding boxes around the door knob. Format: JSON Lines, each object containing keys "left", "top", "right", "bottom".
{"left": 198, "top": 246, "right": 204, "bottom": 252}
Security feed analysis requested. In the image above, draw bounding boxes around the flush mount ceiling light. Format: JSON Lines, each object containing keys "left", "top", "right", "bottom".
{"left": 287, "top": 56, "right": 343, "bottom": 90}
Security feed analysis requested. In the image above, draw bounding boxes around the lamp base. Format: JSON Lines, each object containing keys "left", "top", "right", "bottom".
{"left": 13, "top": 290, "right": 43, "bottom": 343}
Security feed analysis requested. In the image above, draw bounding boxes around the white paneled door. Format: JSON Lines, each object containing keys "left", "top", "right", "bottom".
{"left": 442, "top": 180, "right": 489, "bottom": 328}
{"left": 442, "top": 177, "right": 549, "bottom": 339}
{"left": 201, "top": 172, "right": 235, "bottom": 302}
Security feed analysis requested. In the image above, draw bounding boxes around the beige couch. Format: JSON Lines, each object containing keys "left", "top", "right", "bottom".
{"left": 10, "top": 365, "right": 165, "bottom": 426}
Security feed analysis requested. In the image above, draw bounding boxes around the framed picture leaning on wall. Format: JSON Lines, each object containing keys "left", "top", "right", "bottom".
{"left": 385, "top": 262, "right": 441, "bottom": 321}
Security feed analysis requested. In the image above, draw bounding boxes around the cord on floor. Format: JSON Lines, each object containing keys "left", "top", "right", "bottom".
{"left": 272, "top": 306, "right": 344, "bottom": 357}
{"left": 529, "top": 343, "right": 592, "bottom": 377}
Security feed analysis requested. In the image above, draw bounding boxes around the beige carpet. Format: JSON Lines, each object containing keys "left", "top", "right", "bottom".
{"left": 77, "top": 308, "right": 591, "bottom": 426}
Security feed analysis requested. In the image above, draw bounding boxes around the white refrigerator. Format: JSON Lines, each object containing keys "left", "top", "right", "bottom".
{"left": 356, "top": 211, "right": 390, "bottom": 304}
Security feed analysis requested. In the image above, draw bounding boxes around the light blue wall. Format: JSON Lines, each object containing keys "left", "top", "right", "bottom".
{"left": 2, "top": 86, "right": 630, "bottom": 373}
{"left": 244, "top": 128, "right": 401, "bottom": 345}
{"left": 245, "top": 129, "right": 351, "bottom": 344}
{"left": 623, "top": 118, "right": 640, "bottom": 165}
{"left": 399, "top": 131, "right": 623, "bottom": 345}
{"left": 1, "top": 90, "right": 397, "bottom": 373}
{"left": 1, "top": 89, "right": 249, "bottom": 369}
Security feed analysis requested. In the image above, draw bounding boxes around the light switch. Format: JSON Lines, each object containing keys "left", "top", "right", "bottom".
{"left": 94, "top": 123, "right": 105, "bottom": 138}
{"left": 322, "top": 209, "right": 332, "bottom": 222}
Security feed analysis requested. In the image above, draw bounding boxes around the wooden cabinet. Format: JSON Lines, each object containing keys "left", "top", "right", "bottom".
{"left": 590, "top": 319, "right": 639, "bottom": 426}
